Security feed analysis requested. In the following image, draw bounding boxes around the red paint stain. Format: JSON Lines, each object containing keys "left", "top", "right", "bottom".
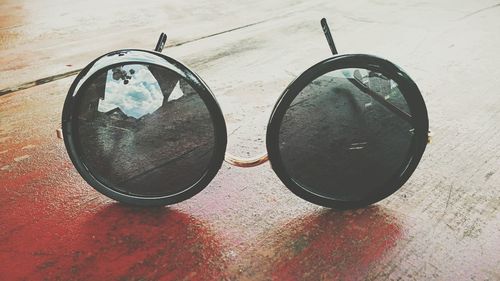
{"left": 0, "top": 201, "right": 227, "bottom": 281}
{"left": 0, "top": 134, "right": 228, "bottom": 280}
{"left": 272, "top": 209, "right": 401, "bottom": 281}
{"left": 229, "top": 207, "right": 402, "bottom": 281}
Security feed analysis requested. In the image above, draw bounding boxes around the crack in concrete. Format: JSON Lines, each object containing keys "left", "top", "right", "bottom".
{"left": 0, "top": 16, "right": 279, "bottom": 97}
{"left": 459, "top": 3, "right": 500, "bottom": 20}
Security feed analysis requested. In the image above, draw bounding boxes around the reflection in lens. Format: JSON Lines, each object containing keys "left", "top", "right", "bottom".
{"left": 75, "top": 63, "right": 215, "bottom": 197}
{"left": 279, "top": 68, "right": 413, "bottom": 201}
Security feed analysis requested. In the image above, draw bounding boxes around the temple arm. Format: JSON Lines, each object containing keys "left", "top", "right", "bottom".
{"left": 321, "top": 18, "right": 432, "bottom": 142}
{"left": 320, "top": 18, "right": 413, "bottom": 124}
{"left": 347, "top": 76, "right": 413, "bottom": 124}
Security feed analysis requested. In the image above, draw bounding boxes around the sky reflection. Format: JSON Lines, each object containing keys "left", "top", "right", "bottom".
{"left": 97, "top": 64, "right": 184, "bottom": 119}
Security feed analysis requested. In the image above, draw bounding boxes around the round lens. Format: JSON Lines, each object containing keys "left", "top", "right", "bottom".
{"left": 74, "top": 63, "right": 216, "bottom": 197}
{"left": 278, "top": 68, "right": 414, "bottom": 202}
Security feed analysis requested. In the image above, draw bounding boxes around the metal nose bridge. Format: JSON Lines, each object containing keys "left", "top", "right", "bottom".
{"left": 224, "top": 152, "right": 269, "bottom": 168}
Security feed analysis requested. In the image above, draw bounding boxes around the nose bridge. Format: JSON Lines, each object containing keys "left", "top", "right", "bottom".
{"left": 224, "top": 152, "right": 269, "bottom": 168}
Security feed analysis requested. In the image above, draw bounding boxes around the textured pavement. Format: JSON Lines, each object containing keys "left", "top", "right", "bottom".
{"left": 0, "top": 0, "right": 499, "bottom": 280}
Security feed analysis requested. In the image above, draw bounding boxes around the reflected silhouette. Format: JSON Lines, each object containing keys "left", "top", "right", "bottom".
{"left": 76, "top": 63, "right": 215, "bottom": 197}
{"left": 280, "top": 68, "right": 414, "bottom": 201}
{"left": 31, "top": 204, "right": 226, "bottom": 280}
{"left": 233, "top": 206, "right": 402, "bottom": 280}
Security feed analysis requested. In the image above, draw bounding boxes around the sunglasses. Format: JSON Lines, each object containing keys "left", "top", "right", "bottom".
{"left": 57, "top": 18, "right": 430, "bottom": 209}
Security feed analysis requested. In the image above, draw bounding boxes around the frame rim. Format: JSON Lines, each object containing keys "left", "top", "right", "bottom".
{"left": 62, "top": 49, "right": 227, "bottom": 206}
{"left": 266, "top": 53, "right": 429, "bottom": 209}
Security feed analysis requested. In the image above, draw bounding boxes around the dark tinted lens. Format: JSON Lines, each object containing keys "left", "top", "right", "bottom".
{"left": 75, "top": 63, "right": 215, "bottom": 197}
{"left": 279, "top": 68, "right": 414, "bottom": 201}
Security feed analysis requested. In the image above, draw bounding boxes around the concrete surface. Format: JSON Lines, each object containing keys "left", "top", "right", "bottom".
{"left": 0, "top": 0, "right": 499, "bottom": 280}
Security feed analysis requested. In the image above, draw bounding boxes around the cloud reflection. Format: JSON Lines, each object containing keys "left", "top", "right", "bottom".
{"left": 97, "top": 65, "right": 168, "bottom": 119}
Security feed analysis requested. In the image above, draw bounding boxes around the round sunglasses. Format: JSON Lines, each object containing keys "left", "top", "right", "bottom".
{"left": 57, "top": 18, "right": 430, "bottom": 209}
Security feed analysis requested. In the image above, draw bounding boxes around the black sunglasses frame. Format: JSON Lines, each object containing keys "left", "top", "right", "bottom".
{"left": 267, "top": 54, "right": 428, "bottom": 209}
{"left": 62, "top": 51, "right": 228, "bottom": 206}
{"left": 60, "top": 18, "right": 429, "bottom": 209}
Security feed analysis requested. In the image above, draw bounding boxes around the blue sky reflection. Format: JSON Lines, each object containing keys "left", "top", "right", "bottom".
{"left": 97, "top": 65, "right": 173, "bottom": 119}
